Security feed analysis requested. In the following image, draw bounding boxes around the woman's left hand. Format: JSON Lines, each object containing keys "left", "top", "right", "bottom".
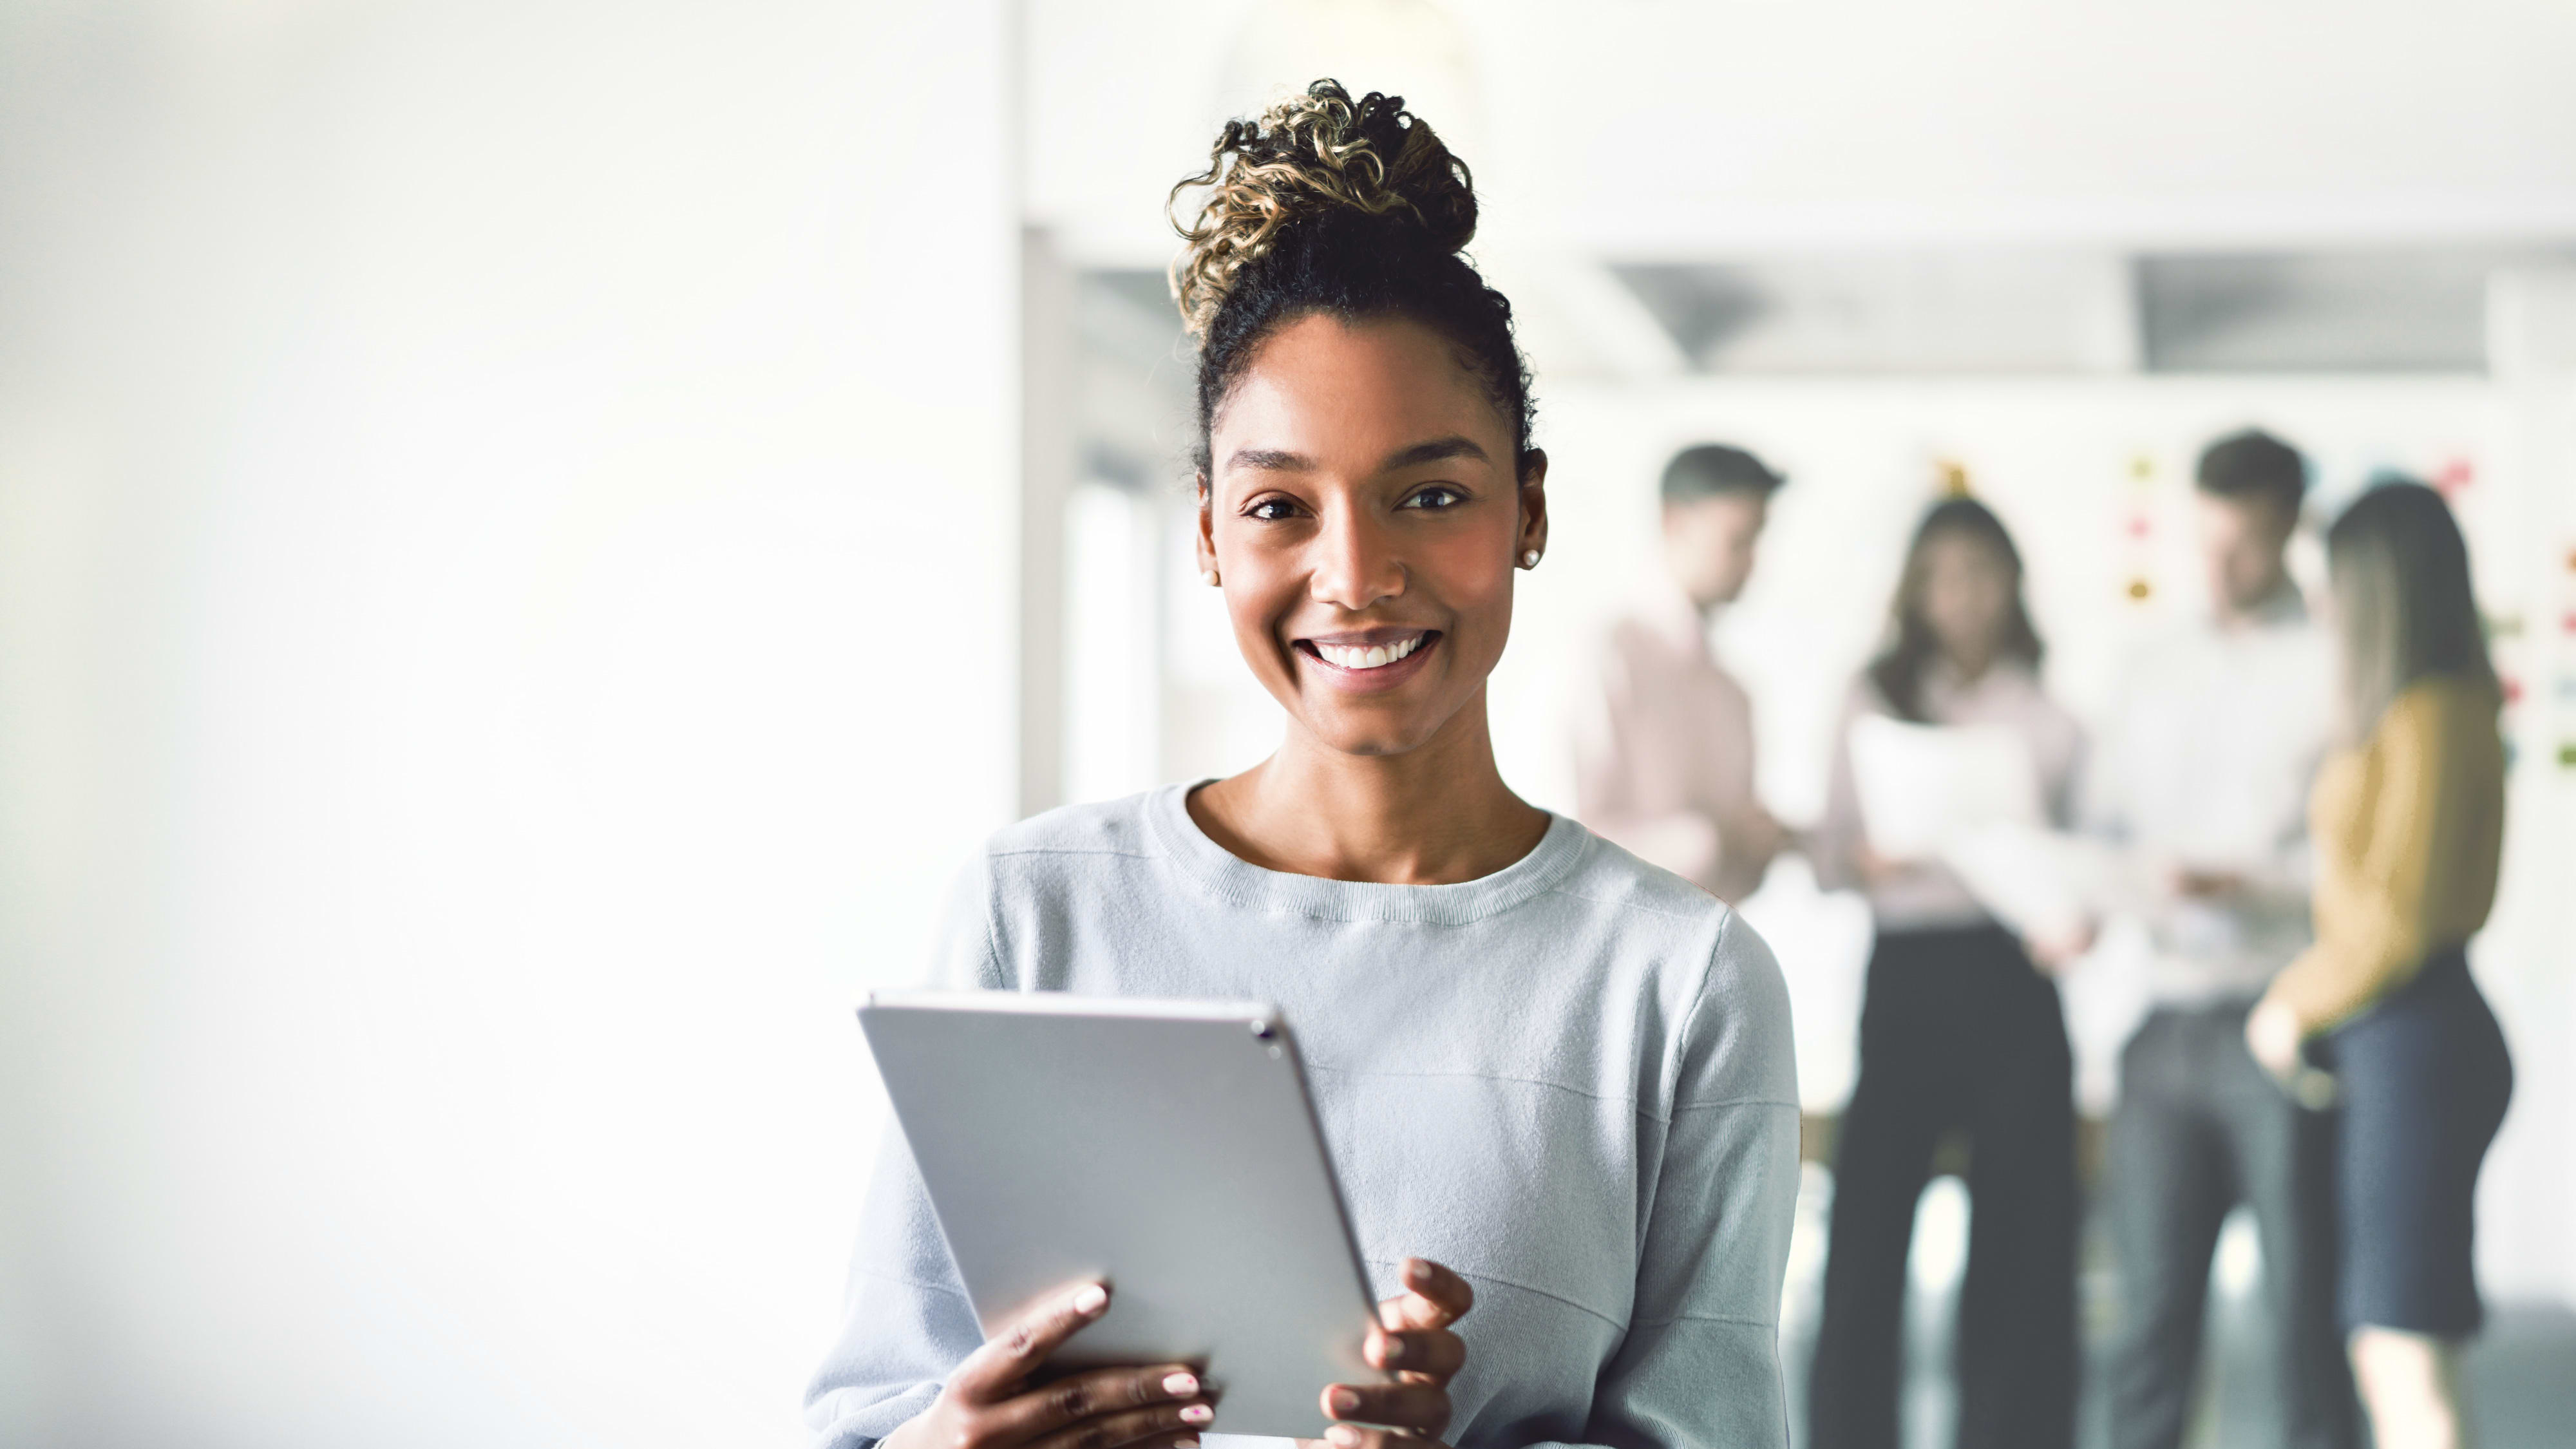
{"left": 2245, "top": 998, "right": 2306, "bottom": 1082}
{"left": 1317, "top": 1257, "right": 1474, "bottom": 1449}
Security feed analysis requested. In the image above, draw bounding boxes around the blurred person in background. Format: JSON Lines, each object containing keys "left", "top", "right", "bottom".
{"left": 2088, "top": 430, "right": 2358, "bottom": 1449}
{"left": 808, "top": 82, "right": 1800, "bottom": 1449}
{"left": 1573, "top": 443, "right": 1792, "bottom": 904}
{"left": 2245, "top": 480, "right": 2511, "bottom": 1449}
{"left": 1806, "top": 497, "right": 2086, "bottom": 1449}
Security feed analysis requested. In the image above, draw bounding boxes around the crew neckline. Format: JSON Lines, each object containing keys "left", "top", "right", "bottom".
{"left": 1142, "top": 781, "right": 1591, "bottom": 925}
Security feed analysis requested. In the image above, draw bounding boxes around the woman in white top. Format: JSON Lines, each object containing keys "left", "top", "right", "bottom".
{"left": 1806, "top": 496, "right": 2087, "bottom": 1449}
{"left": 806, "top": 82, "right": 1800, "bottom": 1449}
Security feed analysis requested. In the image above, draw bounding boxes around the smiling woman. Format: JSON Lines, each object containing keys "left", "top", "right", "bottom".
{"left": 807, "top": 81, "right": 1799, "bottom": 1449}
{"left": 1173, "top": 83, "right": 1546, "bottom": 880}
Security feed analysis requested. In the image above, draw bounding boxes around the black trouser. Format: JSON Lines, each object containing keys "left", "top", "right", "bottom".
{"left": 2108, "top": 1002, "right": 2358, "bottom": 1449}
{"left": 1808, "top": 925, "right": 2079, "bottom": 1449}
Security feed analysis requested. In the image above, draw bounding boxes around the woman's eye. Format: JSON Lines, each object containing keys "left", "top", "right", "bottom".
{"left": 1400, "top": 485, "right": 1468, "bottom": 510}
{"left": 1245, "top": 498, "right": 1302, "bottom": 522}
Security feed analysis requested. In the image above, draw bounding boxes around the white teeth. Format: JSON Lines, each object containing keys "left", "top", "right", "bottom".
{"left": 1316, "top": 636, "right": 1423, "bottom": 670}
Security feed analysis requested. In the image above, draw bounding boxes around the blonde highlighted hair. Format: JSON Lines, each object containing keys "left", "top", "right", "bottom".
{"left": 2325, "top": 480, "right": 2497, "bottom": 737}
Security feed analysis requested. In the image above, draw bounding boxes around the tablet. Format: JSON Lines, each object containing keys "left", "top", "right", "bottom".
{"left": 858, "top": 991, "right": 1386, "bottom": 1439}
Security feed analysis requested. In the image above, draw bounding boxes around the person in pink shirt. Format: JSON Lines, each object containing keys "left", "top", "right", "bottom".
{"left": 1573, "top": 444, "right": 1791, "bottom": 905}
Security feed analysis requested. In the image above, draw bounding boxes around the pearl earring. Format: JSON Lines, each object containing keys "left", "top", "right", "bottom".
{"left": 1521, "top": 549, "right": 1541, "bottom": 569}
{"left": 1200, "top": 569, "right": 1220, "bottom": 587}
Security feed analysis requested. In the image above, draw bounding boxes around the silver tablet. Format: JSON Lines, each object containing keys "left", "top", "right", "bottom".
{"left": 857, "top": 991, "right": 1385, "bottom": 1440}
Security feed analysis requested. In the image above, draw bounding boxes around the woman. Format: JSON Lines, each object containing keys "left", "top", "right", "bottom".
{"left": 2245, "top": 480, "right": 2510, "bottom": 1449}
{"left": 805, "top": 83, "right": 1799, "bottom": 1449}
{"left": 1806, "top": 497, "right": 2085, "bottom": 1449}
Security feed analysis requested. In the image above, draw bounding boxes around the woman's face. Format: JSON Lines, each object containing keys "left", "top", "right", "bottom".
{"left": 1197, "top": 313, "right": 1546, "bottom": 759}
{"left": 1917, "top": 529, "right": 2014, "bottom": 665}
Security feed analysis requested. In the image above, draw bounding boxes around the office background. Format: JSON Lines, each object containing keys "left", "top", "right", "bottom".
{"left": 3, "top": 3, "right": 2572, "bottom": 1446}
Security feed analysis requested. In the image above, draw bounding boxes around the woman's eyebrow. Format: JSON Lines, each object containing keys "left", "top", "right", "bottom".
{"left": 1226, "top": 447, "right": 1312, "bottom": 473}
{"left": 1224, "top": 437, "right": 1488, "bottom": 475}
{"left": 1381, "top": 435, "right": 1488, "bottom": 470}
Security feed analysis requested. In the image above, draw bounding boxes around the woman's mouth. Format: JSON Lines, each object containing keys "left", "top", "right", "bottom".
{"left": 1314, "top": 634, "right": 1425, "bottom": 670}
{"left": 1294, "top": 630, "right": 1441, "bottom": 692}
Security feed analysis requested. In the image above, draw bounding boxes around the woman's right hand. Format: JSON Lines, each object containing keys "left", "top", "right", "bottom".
{"left": 882, "top": 1283, "right": 1214, "bottom": 1449}
{"left": 2244, "top": 998, "right": 2306, "bottom": 1083}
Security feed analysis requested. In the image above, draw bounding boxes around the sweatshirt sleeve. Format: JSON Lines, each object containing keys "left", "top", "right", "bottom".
{"left": 2262, "top": 692, "right": 2446, "bottom": 1033}
{"left": 1567, "top": 909, "right": 1803, "bottom": 1449}
{"left": 803, "top": 1132, "right": 986, "bottom": 1448}
{"left": 804, "top": 856, "right": 1008, "bottom": 1448}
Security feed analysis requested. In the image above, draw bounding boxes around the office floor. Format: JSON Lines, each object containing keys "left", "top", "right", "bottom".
{"left": 1777, "top": 1170, "right": 2576, "bottom": 1449}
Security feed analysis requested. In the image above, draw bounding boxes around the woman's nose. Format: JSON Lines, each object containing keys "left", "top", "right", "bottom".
{"left": 1309, "top": 506, "right": 1405, "bottom": 611}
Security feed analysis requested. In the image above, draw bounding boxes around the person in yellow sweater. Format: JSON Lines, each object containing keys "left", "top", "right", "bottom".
{"left": 2244, "top": 480, "right": 2510, "bottom": 1449}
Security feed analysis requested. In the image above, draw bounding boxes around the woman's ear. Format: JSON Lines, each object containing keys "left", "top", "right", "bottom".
{"left": 1517, "top": 450, "right": 1550, "bottom": 564}
{"left": 1194, "top": 473, "right": 1220, "bottom": 583}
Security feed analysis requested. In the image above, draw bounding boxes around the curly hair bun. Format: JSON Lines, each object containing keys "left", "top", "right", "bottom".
{"left": 1169, "top": 80, "right": 1476, "bottom": 336}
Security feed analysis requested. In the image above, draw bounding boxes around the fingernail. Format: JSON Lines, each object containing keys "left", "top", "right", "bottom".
{"left": 1327, "top": 1427, "right": 1363, "bottom": 1448}
{"left": 1175, "top": 1440, "right": 1198, "bottom": 1449}
{"left": 1180, "top": 1405, "right": 1213, "bottom": 1426}
{"left": 1331, "top": 1388, "right": 1361, "bottom": 1415}
{"left": 1162, "top": 1372, "right": 1198, "bottom": 1397}
{"left": 1378, "top": 1336, "right": 1405, "bottom": 1366}
{"left": 1070, "top": 1284, "right": 1108, "bottom": 1314}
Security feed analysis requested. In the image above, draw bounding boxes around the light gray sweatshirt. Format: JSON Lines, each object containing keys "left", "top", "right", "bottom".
{"left": 808, "top": 784, "right": 1800, "bottom": 1449}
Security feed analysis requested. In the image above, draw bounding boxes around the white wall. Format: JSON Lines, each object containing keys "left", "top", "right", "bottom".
{"left": 0, "top": 3, "right": 1018, "bottom": 1445}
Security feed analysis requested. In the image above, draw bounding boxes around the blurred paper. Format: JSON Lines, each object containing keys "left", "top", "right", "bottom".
{"left": 1939, "top": 822, "right": 2117, "bottom": 942}
{"left": 1848, "top": 715, "right": 2043, "bottom": 860}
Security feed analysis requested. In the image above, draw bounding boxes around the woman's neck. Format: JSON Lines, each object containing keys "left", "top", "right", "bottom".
{"left": 1940, "top": 643, "right": 1996, "bottom": 684}
{"left": 1188, "top": 692, "right": 1550, "bottom": 886}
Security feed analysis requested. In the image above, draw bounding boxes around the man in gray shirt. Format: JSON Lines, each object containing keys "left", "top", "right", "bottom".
{"left": 2089, "top": 430, "right": 2357, "bottom": 1449}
